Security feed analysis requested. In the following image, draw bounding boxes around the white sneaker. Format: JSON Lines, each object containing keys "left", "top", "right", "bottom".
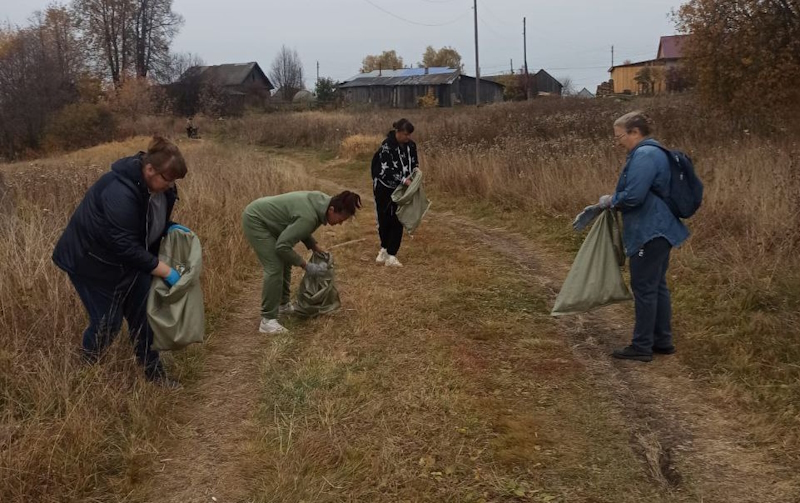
{"left": 259, "top": 318, "right": 288, "bottom": 334}
{"left": 279, "top": 303, "right": 295, "bottom": 315}
{"left": 376, "top": 248, "right": 389, "bottom": 264}
{"left": 385, "top": 255, "right": 403, "bottom": 267}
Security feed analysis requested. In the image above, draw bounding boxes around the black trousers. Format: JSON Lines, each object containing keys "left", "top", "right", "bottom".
{"left": 629, "top": 237, "right": 674, "bottom": 354}
{"left": 374, "top": 184, "right": 404, "bottom": 256}
{"left": 69, "top": 272, "right": 162, "bottom": 378}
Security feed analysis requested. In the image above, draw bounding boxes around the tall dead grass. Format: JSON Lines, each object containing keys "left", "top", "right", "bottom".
{"left": 0, "top": 138, "right": 314, "bottom": 502}
{"left": 206, "top": 97, "right": 800, "bottom": 441}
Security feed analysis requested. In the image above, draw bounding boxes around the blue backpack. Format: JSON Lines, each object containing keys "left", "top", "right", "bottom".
{"left": 650, "top": 145, "right": 704, "bottom": 219}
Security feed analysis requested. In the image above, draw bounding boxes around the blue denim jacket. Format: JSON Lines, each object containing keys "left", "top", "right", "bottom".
{"left": 612, "top": 139, "right": 689, "bottom": 256}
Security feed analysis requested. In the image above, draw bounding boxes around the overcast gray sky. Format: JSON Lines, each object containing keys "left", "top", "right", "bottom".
{"left": 5, "top": 0, "right": 682, "bottom": 92}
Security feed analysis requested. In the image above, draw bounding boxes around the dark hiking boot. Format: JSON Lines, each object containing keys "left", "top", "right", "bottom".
{"left": 612, "top": 346, "right": 653, "bottom": 362}
{"left": 147, "top": 373, "right": 183, "bottom": 390}
{"left": 145, "top": 365, "right": 183, "bottom": 390}
{"left": 653, "top": 345, "right": 676, "bottom": 355}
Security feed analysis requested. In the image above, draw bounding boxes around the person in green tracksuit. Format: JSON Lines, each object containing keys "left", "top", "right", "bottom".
{"left": 242, "top": 190, "right": 362, "bottom": 334}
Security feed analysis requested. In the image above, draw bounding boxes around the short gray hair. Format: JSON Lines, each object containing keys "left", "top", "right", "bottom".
{"left": 614, "top": 111, "right": 654, "bottom": 136}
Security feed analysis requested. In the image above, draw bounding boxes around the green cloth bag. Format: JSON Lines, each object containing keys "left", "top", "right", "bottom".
{"left": 147, "top": 229, "right": 205, "bottom": 351}
{"left": 551, "top": 210, "right": 631, "bottom": 316}
{"left": 391, "top": 169, "right": 431, "bottom": 234}
{"left": 294, "top": 251, "right": 341, "bottom": 318}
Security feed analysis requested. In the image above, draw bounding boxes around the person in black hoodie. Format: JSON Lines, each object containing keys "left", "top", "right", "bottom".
{"left": 371, "top": 119, "right": 418, "bottom": 267}
{"left": 53, "top": 136, "right": 188, "bottom": 388}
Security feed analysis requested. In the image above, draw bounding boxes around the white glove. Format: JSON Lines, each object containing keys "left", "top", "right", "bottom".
{"left": 573, "top": 204, "right": 603, "bottom": 231}
{"left": 305, "top": 262, "right": 328, "bottom": 276}
{"left": 598, "top": 194, "right": 614, "bottom": 209}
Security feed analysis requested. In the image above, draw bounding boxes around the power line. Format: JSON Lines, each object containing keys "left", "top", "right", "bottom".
{"left": 362, "top": 0, "right": 470, "bottom": 27}
{"left": 535, "top": 65, "right": 611, "bottom": 70}
{"left": 481, "top": 2, "right": 512, "bottom": 27}
{"left": 478, "top": 15, "right": 515, "bottom": 44}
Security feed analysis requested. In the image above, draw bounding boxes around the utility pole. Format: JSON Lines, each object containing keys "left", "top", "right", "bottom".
{"left": 316, "top": 61, "right": 320, "bottom": 83}
{"left": 510, "top": 58, "right": 514, "bottom": 74}
{"left": 611, "top": 45, "right": 614, "bottom": 69}
{"left": 523, "top": 17, "right": 530, "bottom": 100}
{"left": 473, "top": 0, "right": 480, "bottom": 106}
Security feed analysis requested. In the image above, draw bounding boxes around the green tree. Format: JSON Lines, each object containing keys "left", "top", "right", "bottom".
{"left": 494, "top": 74, "right": 526, "bottom": 101}
{"left": 314, "top": 77, "right": 337, "bottom": 103}
{"left": 634, "top": 67, "right": 655, "bottom": 95}
{"left": 418, "top": 45, "right": 463, "bottom": 70}
{"left": 360, "top": 50, "right": 404, "bottom": 73}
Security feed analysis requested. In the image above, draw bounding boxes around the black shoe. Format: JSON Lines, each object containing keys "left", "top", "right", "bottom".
{"left": 148, "top": 373, "right": 183, "bottom": 390}
{"left": 145, "top": 366, "right": 183, "bottom": 390}
{"left": 653, "top": 345, "right": 676, "bottom": 355}
{"left": 612, "top": 346, "right": 653, "bottom": 362}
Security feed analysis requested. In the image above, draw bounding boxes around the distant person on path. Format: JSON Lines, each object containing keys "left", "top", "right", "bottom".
{"left": 242, "top": 190, "right": 362, "bottom": 334}
{"left": 371, "top": 118, "right": 419, "bottom": 267}
{"left": 53, "top": 136, "right": 190, "bottom": 388}
{"left": 597, "top": 111, "right": 689, "bottom": 362}
{"left": 186, "top": 116, "right": 198, "bottom": 139}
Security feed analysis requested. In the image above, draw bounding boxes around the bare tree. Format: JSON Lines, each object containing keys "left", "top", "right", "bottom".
{"left": 132, "top": 0, "right": 183, "bottom": 78}
{"left": 154, "top": 51, "right": 203, "bottom": 84}
{"left": 558, "top": 76, "right": 575, "bottom": 96}
{"left": 73, "top": 0, "right": 135, "bottom": 85}
{"left": 0, "top": 5, "right": 85, "bottom": 158}
{"left": 270, "top": 45, "right": 304, "bottom": 101}
{"left": 73, "top": 0, "right": 182, "bottom": 85}
{"left": 32, "top": 6, "right": 84, "bottom": 82}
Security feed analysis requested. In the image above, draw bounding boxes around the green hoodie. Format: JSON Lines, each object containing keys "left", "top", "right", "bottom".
{"left": 243, "top": 191, "right": 331, "bottom": 266}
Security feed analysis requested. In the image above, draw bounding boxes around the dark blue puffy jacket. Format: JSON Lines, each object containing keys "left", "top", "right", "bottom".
{"left": 53, "top": 153, "right": 177, "bottom": 287}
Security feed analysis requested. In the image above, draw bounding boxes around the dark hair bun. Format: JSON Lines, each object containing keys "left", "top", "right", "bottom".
{"left": 330, "top": 190, "right": 362, "bottom": 215}
{"left": 392, "top": 118, "right": 415, "bottom": 134}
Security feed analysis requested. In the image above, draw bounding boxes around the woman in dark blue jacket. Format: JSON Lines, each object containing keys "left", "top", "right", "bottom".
{"left": 53, "top": 136, "right": 188, "bottom": 387}
{"left": 598, "top": 112, "right": 689, "bottom": 362}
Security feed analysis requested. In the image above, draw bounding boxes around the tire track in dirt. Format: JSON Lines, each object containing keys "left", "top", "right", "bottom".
{"left": 304, "top": 155, "right": 800, "bottom": 503}
{"left": 135, "top": 285, "right": 264, "bottom": 503}
{"left": 140, "top": 150, "right": 798, "bottom": 503}
{"left": 439, "top": 212, "right": 800, "bottom": 502}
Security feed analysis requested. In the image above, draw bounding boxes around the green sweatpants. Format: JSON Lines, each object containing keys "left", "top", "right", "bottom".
{"left": 242, "top": 213, "right": 291, "bottom": 319}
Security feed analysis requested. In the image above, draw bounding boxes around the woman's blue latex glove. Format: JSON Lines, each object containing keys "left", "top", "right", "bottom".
{"left": 168, "top": 224, "right": 191, "bottom": 233}
{"left": 164, "top": 268, "right": 181, "bottom": 287}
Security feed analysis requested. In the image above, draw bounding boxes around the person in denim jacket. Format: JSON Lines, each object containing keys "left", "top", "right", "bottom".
{"left": 598, "top": 111, "right": 689, "bottom": 362}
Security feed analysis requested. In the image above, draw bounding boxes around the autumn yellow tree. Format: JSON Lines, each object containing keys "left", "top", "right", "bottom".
{"left": 360, "top": 50, "right": 404, "bottom": 73}
{"left": 419, "top": 46, "right": 463, "bottom": 70}
{"left": 676, "top": 0, "right": 800, "bottom": 115}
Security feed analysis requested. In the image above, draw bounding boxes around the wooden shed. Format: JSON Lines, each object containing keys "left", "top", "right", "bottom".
{"left": 338, "top": 67, "right": 503, "bottom": 108}
{"left": 608, "top": 35, "right": 691, "bottom": 95}
{"left": 177, "top": 62, "right": 274, "bottom": 114}
{"left": 534, "top": 70, "right": 563, "bottom": 96}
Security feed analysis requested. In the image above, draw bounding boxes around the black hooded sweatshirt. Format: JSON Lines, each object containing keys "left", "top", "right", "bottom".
{"left": 371, "top": 130, "right": 419, "bottom": 191}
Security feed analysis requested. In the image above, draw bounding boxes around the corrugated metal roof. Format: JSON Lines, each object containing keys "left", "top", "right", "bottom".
{"left": 340, "top": 67, "right": 460, "bottom": 88}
